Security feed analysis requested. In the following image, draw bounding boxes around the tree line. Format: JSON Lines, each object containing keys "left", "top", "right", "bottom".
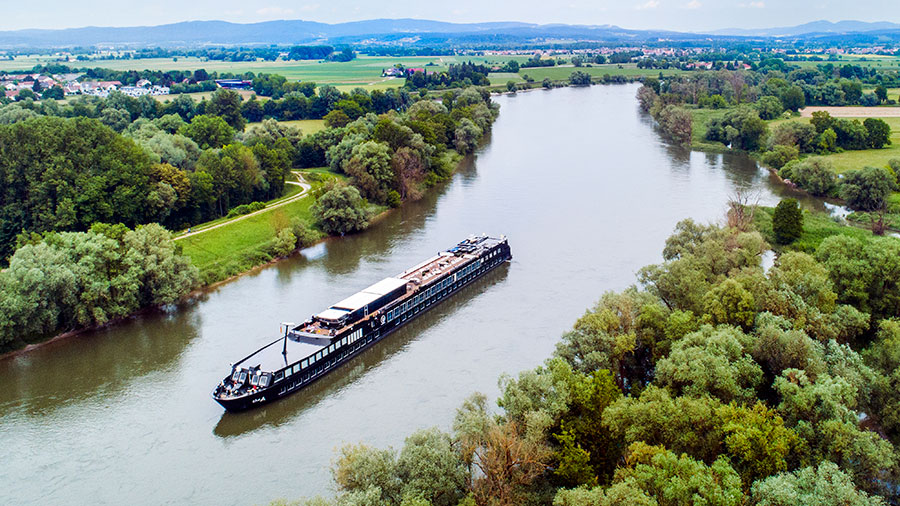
{"left": 281, "top": 210, "right": 900, "bottom": 506}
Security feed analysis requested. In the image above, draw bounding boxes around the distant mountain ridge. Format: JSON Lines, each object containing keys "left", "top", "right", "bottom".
{"left": 1, "top": 18, "right": 899, "bottom": 48}
{"left": 710, "top": 19, "right": 900, "bottom": 37}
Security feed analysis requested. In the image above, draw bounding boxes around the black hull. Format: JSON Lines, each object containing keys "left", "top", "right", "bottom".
{"left": 214, "top": 250, "right": 511, "bottom": 412}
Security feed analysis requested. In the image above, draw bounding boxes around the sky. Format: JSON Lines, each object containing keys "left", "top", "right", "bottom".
{"left": 1, "top": 0, "right": 898, "bottom": 33}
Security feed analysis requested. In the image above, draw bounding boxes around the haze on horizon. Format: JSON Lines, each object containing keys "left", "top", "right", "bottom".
{"left": 2, "top": 0, "right": 899, "bottom": 34}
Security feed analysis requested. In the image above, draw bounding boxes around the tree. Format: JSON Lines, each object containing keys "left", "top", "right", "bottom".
{"left": 874, "top": 84, "right": 888, "bottom": 103}
{"left": 569, "top": 71, "right": 592, "bottom": 86}
{"left": 840, "top": 167, "right": 896, "bottom": 212}
{"left": 310, "top": 184, "right": 370, "bottom": 235}
{"left": 178, "top": 114, "right": 235, "bottom": 149}
{"left": 655, "top": 325, "right": 763, "bottom": 403}
{"left": 756, "top": 96, "right": 784, "bottom": 120}
{"left": 790, "top": 157, "right": 837, "bottom": 196}
{"left": 780, "top": 85, "right": 806, "bottom": 112}
{"left": 750, "top": 462, "right": 887, "bottom": 506}
{"left": 603, "top": 443, "right": 743, "bottom": 506}
{"left": 323, "top": 109, "right": 351, "bottom": 128}
{"left": 816, "top": 234, "right": 900, "bottom": 319}
{"left": 453, "top": 393, "right": 551, "bottom": 506}
{"left": 205, "top": 88, "right": 246, "bottom": 130}
{"left": 654, "top": 105, "right": 693, "bottom": 145}
{"left": 772, "top": 198, "right": 803, "bottom": 244}
{"left": 603, "top": 386, "right": 726, "bottom": 463}
{"left": 717, "top": 402, "right": 802, "bottom": 486}
{"left": 863, "top": 118, "right": 891, "bottom": 149}
{"left": 342, "top": 141, "right": 394, "bottom": 203}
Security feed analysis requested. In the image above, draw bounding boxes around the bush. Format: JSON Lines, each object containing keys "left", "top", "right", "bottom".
{"left": 792, "top": 157, "right": 837, "bottom": 196}
{"left": 699, "top": 94, "right": 729, "bottom": 109}
{"left": 705, "top": 106, "right": 768, "bottom": 151}
{"left": 653, "top": 105, "right": 693, "bottom": 145}
{"left": 311, "top": 184, "right": 371, "bottom": 235}
{"left": 756, "top": 96, "right": 784, "bottom": 120}
{"left": 762, "top": 145, "right": 799, "bottom": 170}
{"left": 773, "top": 198, "right": 803, "bottom": 245}
{"left": 840, "top": 166, "right": 897, "bottom": 212}
{"left": 269, "top": 229, "right": 297, "bottom": 258}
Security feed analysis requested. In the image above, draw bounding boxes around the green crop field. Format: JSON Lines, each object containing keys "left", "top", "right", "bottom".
{"left": 515, "top": 63, "right": 688, "bottom": 82}
{"left": 794, "top": 54, "right": 900, "bottom": 71}
{"left": 0, "top": 55, "right": 535, "bottom": 90}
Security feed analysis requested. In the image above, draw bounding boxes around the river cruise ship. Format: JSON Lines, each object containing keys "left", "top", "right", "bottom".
{"left": 212, "top": 234, "right": 512, "bottom": 411}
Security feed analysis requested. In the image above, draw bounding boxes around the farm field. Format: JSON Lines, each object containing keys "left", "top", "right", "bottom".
{"left": 800, "top": 106, "right": 900, "bottom": 117}
{"left": 0, "top": 55, "right": 536, "bottom": 90}
{"left": 515, "top": 63, "right": 688, "bottom": 81}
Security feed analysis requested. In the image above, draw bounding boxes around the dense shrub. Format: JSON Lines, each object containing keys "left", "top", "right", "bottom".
{"left": 772, "top": 198, "right": 803, "bottom": 244}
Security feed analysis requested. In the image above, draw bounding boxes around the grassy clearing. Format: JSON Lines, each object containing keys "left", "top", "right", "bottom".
{"left": 755, "top": 206, "right": 876, "bottom": 254}
{"left": 688, "top": 107, "right": 729, "bottom": 149}
{"left": 179, "top": 191, "right": 317, "bottom": 283}
{"left": 175, "top": 182, "right": 304, "bottom": 236}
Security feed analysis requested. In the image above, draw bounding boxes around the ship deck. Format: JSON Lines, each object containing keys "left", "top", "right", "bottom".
{"left": 236, "top": 335, "right": 328, "bottom": 372}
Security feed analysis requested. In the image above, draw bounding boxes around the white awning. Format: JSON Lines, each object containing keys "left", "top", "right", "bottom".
{"left": 316, "top": 308, "right": 350, "bottom": 321}
{"left": 331, "top": 291, "right": 382, "bottom": 312}
{"left": 363, "top": 277, "right": 408, "bottom": 296}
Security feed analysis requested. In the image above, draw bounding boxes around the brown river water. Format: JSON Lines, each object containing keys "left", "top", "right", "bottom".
{"left": 0, "top": 84, "right": 825, "bottom": 505}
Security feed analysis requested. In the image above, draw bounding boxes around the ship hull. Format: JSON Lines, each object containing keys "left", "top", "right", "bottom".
{"left": 214, "top": 245, "right": 511, "bottom": 412}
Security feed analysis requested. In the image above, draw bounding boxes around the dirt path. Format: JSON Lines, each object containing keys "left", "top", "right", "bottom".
{"left": 175, "top": 172, "right": 311, "bottom": 241}
{"left": 800, "top": 106, "right": 900, "bottom": 118}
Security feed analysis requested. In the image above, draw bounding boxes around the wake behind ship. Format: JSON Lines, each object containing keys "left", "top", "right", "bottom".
{"left": 212, "top": 234, "right": 511, "bottom": 412}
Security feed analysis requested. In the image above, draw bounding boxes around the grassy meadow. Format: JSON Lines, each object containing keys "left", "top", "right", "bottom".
{"left": 178, "top": 187, "right": 317, "bottom": 282}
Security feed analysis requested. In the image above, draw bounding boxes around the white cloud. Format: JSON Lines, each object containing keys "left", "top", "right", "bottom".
{"left": 255, "top": 6, "right": 295, "bottom": 16}
{"left": 635, "top": 0, "right": 660, "bottom": 10}
{"left": 684, "top": 0, "right": 701, "bottom": 8}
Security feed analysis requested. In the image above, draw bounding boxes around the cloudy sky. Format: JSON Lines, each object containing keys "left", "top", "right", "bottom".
{"left": 1, "top": 0, "right": 897, "bottom": 32}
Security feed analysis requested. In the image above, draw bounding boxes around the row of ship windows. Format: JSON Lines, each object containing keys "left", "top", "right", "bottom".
{"left": 273, "top": 248, "right": 503, "bottom": 385}
{"left": 275, "top": 328, "right": 365, "bottom": 382}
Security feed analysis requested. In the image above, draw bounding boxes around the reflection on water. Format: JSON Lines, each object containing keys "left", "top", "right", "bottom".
{"left": 213, "top": 265, "right": 509, "bottom": 438}
{"left": 1, "top": 84, "right": 837, "bottom": 506}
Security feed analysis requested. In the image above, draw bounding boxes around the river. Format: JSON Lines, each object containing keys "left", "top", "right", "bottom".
{"left": 0, "top": 84, "right": 825, "bottom": 505}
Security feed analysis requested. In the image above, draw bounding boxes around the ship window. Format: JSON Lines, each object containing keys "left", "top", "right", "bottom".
{"left": 293, "top": 363, "right": 301, "bottom": 373}
{"left": 259, "top": 375, "right": 269, "bottom": 387}
{"left": 274, "top": 371, "right": 283, "bottom": 382}
{"left": 239, "top": 371, "right": 247, "bottom": 383}
{"left": 250, "top": 374, "right": 259, "bottom": 386}
{"left": 301, "top": 359, "right": 308, "bottom": 368}
{"left": 323, "top": 348, "right": 330, "bottom": 357}
{"left": 231, "top": 370, "right": 240, "bottom": 382}
{"left": 309, "top": 355, "right": 317, "bottom": 365}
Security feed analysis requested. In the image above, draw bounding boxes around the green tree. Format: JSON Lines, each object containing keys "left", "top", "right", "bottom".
{"left": 205, "top": 88, "right": 246, "bottom": 130}
{"left": 603, "top": 386, "right": 726, "bottom": 463}
{"left": 756, "top": 96, "right": 784, "bottom": 120}
{"left": 863, "top": 118, "right": 891, "bottom": 149}
{"left": 791, "top": 157, "right": 837, "bottom": 196}
{"left": 717, "top": 402, "right": 802, "bottom": 487}
{"left": 750, "top": 462, "right": 887, "bottom": 506}
{"left": 840, "top": 166, "right": 896, "bottom": 212}
{"left": 311, "top": 184, "right": 370, "bottom": 235}
{"left": 178, "top": 114, "right": 235, "bottom": 149}
{"left": 655, "top": 325, "right": 763, "bottom": 403}
{"left": 772, "top": 198, "right": 803, "bottom": 245}
{"left": 608, "top": 442, "right": 743, "bottom": 506}
{"left": 874, "top": 84, "right": 888, "bottom": 103}
{"left": 780, "top": 85, "right": 806, "bottom": 112}
{"left": 342, "top": 141, "right": 395, "bottom": 203}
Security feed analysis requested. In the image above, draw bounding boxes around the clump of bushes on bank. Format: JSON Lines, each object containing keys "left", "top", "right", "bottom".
{"left": 0, "top": 223, "right": 198, "bottom": 351}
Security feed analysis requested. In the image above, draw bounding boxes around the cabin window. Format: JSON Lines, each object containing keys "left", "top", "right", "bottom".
{"left": 293, "top": 363, "right": 301, "bottom": 373}
{"left": 250, "top": 374, "right": 259, "bottom": 386}
{"left": 238, "top": 371, "right": 247, "bottom": 383}
{"left": 323, "top": 348, "right": 330, "bottom": 357}
{"left": 231, "top": 370, "right": 240, "bottom": 382}
{"left": 274, "top": 371, "right": 283, "bottom": 383}
{"left": 259, "top": 375, "right": 269, "bottom": 387}
{"left": 301, "top": 359, "right": 308, "bottom": 369}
